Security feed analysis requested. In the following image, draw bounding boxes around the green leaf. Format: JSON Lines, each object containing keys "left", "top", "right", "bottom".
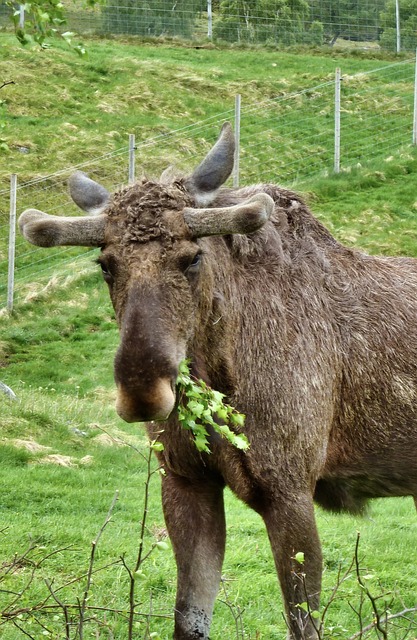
{"left": 150, "top": 441, "right": 164, "bottom": 452}
{"left": 155, "top": 540, "right": 169, "bottom": 551}
{"left": 232, "top": 435, "right": 250, "bottom": 450}
{"left": 294, "top": 551, "right": 305, "bottom": 564}
{"left": 230, "top": 412, "right": 245, "bottom": 427}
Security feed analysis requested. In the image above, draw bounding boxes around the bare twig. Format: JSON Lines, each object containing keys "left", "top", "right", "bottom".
{"left": 319, "top": 555, "right": 355, "bottom": 635}
{"left": 219, "top": 577, "right": 245, "bottom": 639}
{"left": 354, "top": 532, "right": 387, "bottom": 639}
{"left": 348, "top": 607, "right": 417, "bottom": 639}
{"left": 11, "top": 619, "right": 36, "bottom": 639}
{"left": 45, "top": 579, "right": 72, "bottom": 640}
{"left": 76, "top": 490, "right": 119, "bottom": 640}
{"left": 0, "top": 81, "right": 15, "bottom": 90}
{"left": 127, "top": 445, "right": 154, "bottom": 640}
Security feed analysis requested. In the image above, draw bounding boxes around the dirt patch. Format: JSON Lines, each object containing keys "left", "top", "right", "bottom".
{"left": 11, "top": 439, "right": 51, "bottom": 454}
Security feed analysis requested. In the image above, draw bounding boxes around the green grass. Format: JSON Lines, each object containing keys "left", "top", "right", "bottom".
{"left": 0, "top": 33, "right": 413, "bottom": 187}
{"left": 1, "top": 34, "right": 417, "bottom": 639}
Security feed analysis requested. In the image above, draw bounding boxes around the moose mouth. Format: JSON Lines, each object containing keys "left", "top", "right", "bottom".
{"left": 115, "top": 377, "right": 177, "bottom": 423}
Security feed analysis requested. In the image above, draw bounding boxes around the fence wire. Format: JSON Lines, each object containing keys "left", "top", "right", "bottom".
{"left": 1, "top": 58, "right": 416, "bottom": 309}
{"left": 1, "top": 1, "right": 415, "bottom": 52}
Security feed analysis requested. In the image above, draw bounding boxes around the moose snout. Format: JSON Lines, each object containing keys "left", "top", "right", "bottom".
{"left": 116, "top": 377, "right": 176, "bottom": 423}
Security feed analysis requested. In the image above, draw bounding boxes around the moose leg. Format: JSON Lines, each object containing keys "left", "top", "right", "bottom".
{"left": 262, "top": 493, "right": 322, "bottom": 640}
{"left": 161, "top": 471, "right": 226, "bottom": 640}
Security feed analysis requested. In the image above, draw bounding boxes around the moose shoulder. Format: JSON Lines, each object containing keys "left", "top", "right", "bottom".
{"left": 19, "top": 123, "right": 417, "bottom": 640}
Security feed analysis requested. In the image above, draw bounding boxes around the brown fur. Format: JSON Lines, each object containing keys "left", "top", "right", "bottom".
{"left": 94, "top": 176, "right": 417, "bottom": 639}
{"left": 21, "top": 143, "right": 417, "bottom": 639}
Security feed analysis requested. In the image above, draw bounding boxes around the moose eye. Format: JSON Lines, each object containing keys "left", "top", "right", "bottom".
{"left": 184, "top": 251, "right": 202, "bottom": 276}
{"left": 96, "top": 258, "right": 114, "bottom": 283}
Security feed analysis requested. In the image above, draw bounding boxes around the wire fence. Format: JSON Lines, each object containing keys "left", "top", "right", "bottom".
{"left": 1, "top": 0, "right": 416, "bottom": 52}
{"left": 1, "top": 56, "right": 416, "bottom": 311}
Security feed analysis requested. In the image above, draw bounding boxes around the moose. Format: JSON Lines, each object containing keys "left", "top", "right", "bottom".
{"left": 19, "top": 123, "right": 417, "bottom": 639}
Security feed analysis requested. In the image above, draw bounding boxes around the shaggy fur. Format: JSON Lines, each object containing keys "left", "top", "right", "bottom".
{"left": 19, "top": 125, "right": 417, "bottom": 640}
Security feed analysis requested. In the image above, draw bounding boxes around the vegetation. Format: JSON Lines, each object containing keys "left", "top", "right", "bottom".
{"left": 3, "top": 0, "right": 417, "bottom": 50}
{"left": 1, "top": 34, "right": 417, "bottom": 638}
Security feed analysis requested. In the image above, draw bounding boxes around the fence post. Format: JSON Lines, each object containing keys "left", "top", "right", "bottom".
{"left": 7, "top": 175, "right": 17, "bottom": 313}
{"left": 233, "top": 94, "right": 241, "bottom": 188}
{"left": 395, "top": 0, "right": 401, "bottom": 53}
{"left": 207, "top": 0, "right": 212, "bottom": 39}
{"left": 128, "top": 134, "right": 135, "bottom": 184}
{"left": 334, "top": 67, "right": 341, "bottom": 174}
{"left": 19, "top": 4, "right": 25, "bottom": 29}
{"left": 413, "top": 49, "right": 417, "bottom": 145}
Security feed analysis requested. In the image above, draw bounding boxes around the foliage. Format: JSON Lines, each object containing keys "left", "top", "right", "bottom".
{"left": 5, "top": 0, "right": 89, "bottom": 54}
{"left": 176, "top": 360, "right": 249, "bottom": 453}
{"left": 101, "top": 0, "right": 203, "bottom": 37}
{"left": 380, "top": 0, "right": 417, "bottom": 50}
{"left": 309, "top": 0, "right": 386, "bottom": 45}
{"left": 213, "top": 0, "right": 312, "bottom": 45}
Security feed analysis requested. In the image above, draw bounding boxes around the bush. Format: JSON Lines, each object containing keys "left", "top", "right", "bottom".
{"left": 101, "top": 0, "right": 200, "bottom": 37}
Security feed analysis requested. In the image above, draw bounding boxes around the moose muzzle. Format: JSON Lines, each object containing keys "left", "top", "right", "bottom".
{"left": 116, "top": 377, "right": 176, "bottom": 423}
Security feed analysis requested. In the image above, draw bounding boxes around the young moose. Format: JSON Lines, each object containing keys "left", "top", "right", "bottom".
{"left": 20, "top": 124, "right": 417, "bottom": 639}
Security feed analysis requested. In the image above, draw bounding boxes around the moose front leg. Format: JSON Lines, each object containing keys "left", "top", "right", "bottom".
{"left": 161, "top": 471, "right": 226, "bottom": 640}
{"left": 262, "top": 492, "right": 322, "bottom": 640}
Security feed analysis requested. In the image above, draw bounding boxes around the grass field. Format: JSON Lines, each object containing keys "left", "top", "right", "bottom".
{"left": 1, "top": 33, "right": 417, "bottom": 638}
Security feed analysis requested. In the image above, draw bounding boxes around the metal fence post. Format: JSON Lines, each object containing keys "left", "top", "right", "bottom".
{"left": 19, "top": 4, "right": 24, "bottom": 29}
{"left": 233, "top": 94, "right": 241, "bottom": 188}
{"left": 334, "top": 68, "right": 341, "bottom": 174}
{"left": 413, "top": 49, "right": 417, "bottom": 145}
{"left": 207, "top": 0, "right": 212, "bottom": 39}
{"left": 396, "top": 0, "right": 401, "bottom": 53}
{"left": 128, "top": 133, "right": 135, "bottom": 184}
{"left": 7, "top": 174, "right": 17, "bottom": 312}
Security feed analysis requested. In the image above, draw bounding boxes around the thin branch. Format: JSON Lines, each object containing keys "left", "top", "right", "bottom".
{"left": 354, "top": 532, "right": 387, "bottom": 639}
{"left": 319, "top": 556, "right": 355, "bottom": 634}
{"left": 11, "top": 619, "right": 36, "bottom": 639}
{"left": 127, "top": 446, "right": 154, "bottom": 640}
{"left": 76, "top": 491, "right": 119, "bottom": 640}
{"left": 348, "top": 607, "right": 417, "bottom": 640}
{"left": 44, "top": 579, "right": 72, "bottom": 640}
{"left": 0, "top": 81, "right": 15, "bottom": 90}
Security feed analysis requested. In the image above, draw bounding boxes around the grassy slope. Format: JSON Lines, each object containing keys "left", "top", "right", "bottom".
{"left": 0, "top": 34, "right": 407, "bottom": 186}
{"left": 1, "top": 35, "right": 417, "bottom": 638}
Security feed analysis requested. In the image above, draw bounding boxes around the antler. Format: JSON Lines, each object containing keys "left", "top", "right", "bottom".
{"left": 183, "top": 193, "right": 274, "bottom": 238}
{"left": 19, "top": 209, "right": 106, "bottom": 247}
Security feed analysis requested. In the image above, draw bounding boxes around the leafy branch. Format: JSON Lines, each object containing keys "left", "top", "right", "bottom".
{"left": 176, "top": 360, "right": 249, "bottom": 454}
{"left": 6, "top": 0, "right": 89, "bottom": 55}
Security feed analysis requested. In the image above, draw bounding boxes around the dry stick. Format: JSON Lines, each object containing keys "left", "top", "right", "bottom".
{"left": 11, "top": 619, "right": 36, "bottom": 639}
{"left": 45, "top": 579, "right": 71, "bottom": 640}
{"left": 0, "top": 81, "right": 15, "bottom": 90}
{"left": 219, "top": 577, "right": 245, "bottom": 640}
{"left": 354, "top": 532, "right": 387, "bottom": 640}
{"left": 299, "top": 571, "right": 321, "bottom": 638}
{"left": 126, "top": 445, "right": 155, "bottom": 640}
{"left": 319, "top": 555, "right": 356, "bottom": 635}
{"left": 348, "top": 607, "right": 417, "bottom": 640}
{"left": 76, "top": 490, "right": 119, "bottom": 640}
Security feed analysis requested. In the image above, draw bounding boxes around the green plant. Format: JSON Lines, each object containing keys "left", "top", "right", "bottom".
{"left": 176, "top": 360, "right": 249, "bottom": 454}
{"left": 6, "top": 0, "right": 87, "bottom": 54}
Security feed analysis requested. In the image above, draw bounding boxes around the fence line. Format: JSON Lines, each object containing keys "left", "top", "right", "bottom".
{"left": 4, "top": 0, "right": 417, "bottom": 52}
{"left": 1, "top": 59, "right": 416, "bottom": 311}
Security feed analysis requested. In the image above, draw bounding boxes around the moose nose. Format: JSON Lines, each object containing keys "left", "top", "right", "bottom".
{"left": 115, "top": 378, "right": 176, "bottom": 423}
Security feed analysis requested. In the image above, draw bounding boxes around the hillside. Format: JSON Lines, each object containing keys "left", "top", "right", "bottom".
{"left": 1, "top": 34, "right": 417, "bottom": 639}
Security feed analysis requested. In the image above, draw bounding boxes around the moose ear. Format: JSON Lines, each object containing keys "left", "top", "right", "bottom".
{"left": 69, "top": 171, "right": 109, "bottom": 215}
{"left": 185, "top": 123, "right": 235, "bottom": 204}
